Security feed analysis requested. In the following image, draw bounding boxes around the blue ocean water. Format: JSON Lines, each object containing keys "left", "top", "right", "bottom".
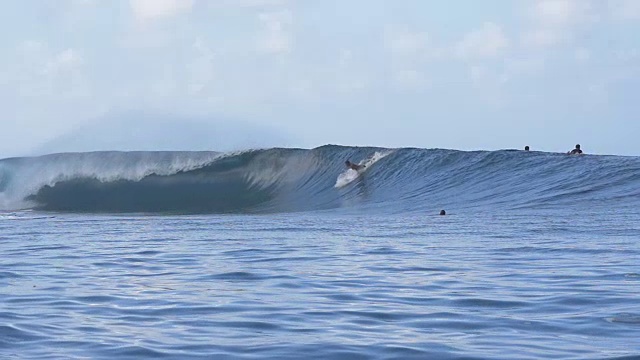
{"left": 1, "top": 146, "right": 640, "bottom": 359}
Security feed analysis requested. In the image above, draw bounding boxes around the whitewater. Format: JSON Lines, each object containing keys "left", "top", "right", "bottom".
{"left": 2, "top": 145, "right": 639, "bottom": 359}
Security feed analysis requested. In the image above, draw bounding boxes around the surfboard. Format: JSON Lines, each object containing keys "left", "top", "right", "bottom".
{"left": 334, "top": 150, "right": 393, "bottom": 188}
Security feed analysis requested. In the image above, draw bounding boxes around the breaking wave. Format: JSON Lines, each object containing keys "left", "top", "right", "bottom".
{"left": 1, "top": 146, "right": 639, "bottom": 214}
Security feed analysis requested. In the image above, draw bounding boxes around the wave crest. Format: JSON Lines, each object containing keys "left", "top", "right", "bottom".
{"left": 1, "top": 146, "right": 639, "bottom": 214}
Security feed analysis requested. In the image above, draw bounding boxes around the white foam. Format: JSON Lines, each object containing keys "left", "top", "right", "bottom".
{"left": 335, "top": 169, "right": 361, "bottom": 188}
{"left": 334, "top": 150, "right": 393, "bottom": 188}
{"left": 0, "top": 151, "right": 225, "bottom": 211}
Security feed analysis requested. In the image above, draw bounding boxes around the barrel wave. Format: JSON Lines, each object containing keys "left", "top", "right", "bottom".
{"left": 1, "top": 145, "right": 639, "bottom": 214}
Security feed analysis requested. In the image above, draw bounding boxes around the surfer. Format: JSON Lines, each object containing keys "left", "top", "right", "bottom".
{"left": 568, "top": 144, "right": 583, "bottom": 155}
{"left": 345, "top": 160, "right": 365, "bottom": 171}
{"left": 524, "top": 146, "right": 530, "bottom": 151}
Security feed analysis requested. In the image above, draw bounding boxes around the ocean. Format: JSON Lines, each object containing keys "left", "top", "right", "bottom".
{"left": 1, "top": 145, "right": 639, "bottom": 359}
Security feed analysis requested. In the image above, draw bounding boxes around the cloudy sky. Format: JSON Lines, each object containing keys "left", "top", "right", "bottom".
{"left": 1, "top": 0, "right": 639, "bottom": 157}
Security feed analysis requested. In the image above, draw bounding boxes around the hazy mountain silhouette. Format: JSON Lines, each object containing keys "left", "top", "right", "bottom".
{"left": 32, "top": 112, "right": 293, "bottom": 155}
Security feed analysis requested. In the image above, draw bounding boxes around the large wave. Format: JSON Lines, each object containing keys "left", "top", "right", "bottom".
{"left": 1, "top": 146, "right": 639, "bottom": 214}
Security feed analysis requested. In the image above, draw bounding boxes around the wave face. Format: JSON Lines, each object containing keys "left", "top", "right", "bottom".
{"left": 1, "top": 146, "right": 639, "bottom": 214}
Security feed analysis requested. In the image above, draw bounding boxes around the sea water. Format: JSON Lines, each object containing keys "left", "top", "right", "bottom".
{"left": 1, "top": 146, "right": 640, "bottom": 359}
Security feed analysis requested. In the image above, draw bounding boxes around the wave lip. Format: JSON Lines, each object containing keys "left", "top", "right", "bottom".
{"left": 1, "top": 146, "right": 640, "bottom": 214}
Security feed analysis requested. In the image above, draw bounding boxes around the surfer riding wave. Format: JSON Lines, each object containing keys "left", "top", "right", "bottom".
{"left": 335, "top": 152, "right": 393, "bottom": 188}
{"left": 345, "top": 160, "right": 365, "bottom": 171}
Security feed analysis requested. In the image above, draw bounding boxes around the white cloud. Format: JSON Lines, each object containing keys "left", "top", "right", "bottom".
{"left": 455, "top": 22, "right": 509, "bottom": 59}
{"left": 18, "top": 40, "right": 46, "bottom": 56}
{"left": 338, "top": 49, "right": 353, "bottom": 68}
{"left": 521, "top": 28, "right": 568, "bottom": 47}
{"left": 383, "top": 26, "right": 438, "bottom": 91}
{"left": 72, "top": 0, "right": 98, "bottom": 5}
{"left": 230, "top": 0, "right": 286, "bottom": 7}
{"left": 464, "top": 55, "right": 545, "bottom": 105}
{"left": 44, "top": 49, "right": 83, "bottom": 75}
{"left": 13, "top": 43, "right": 87, "bottom": 98}
{"left": 504, "top": 57, "right": 546, "bottom": 78}
{"left": 469, "top": 65, "right": 487, "bottom": 83}
{"left": 258, "top": 10, "right": 292, "bottom": 54}
{"left": 130, "top": 0, "right": 194, "bottom": 23}
{"left": 522, "top": 0, "right": 596, "bottom": 48}
{"left": 575, "top": 48, "right": 591, "bottom": 62}
{"left": 333, "top": 49, "right": 371, "bottom": 94}
{"left": 205, "top": 0, "right": 286, "bottom": 8}
{"left": 384, "top": 26, "right": 429, "bottom": 57}
{"left": 465, "top": 65, "right": 506, "bottom": 107}
{"left": 533, "top": 0, "right": 596, "bottom": 25}
{"left": 186, "top": 38, "right": 216, "bottom": 95}
{"left": 391, "top": 69, "right": 426, "bottom": 90}
{"left": 534, "top": 0, "right": 576, "bottom": 24}
{"left": 613, "top": 48, "right": 640, "bottom": 64}
{"left": 609, "top": 0, "right": 640, "bottom": 21}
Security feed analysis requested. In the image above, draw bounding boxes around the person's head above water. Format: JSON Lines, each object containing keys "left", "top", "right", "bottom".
{"left": 524, "top": 146, "right": 530, "bottom": 151}
{"left": 568, "top": 144, "right": 583, "bottom": 155}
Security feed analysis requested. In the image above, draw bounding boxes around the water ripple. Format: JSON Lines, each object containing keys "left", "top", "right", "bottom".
{"left": 1, "top": 212, "right": 639, "bottom": 359}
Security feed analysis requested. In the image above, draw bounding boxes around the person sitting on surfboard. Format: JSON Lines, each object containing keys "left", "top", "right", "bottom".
{"left": 568, "top": 144, "right": 583, "bottom": 155}
{"left": 345, "top": 160, "right": 365, "bottom": 171}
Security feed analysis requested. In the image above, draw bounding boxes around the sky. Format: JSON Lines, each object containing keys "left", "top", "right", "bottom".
{"left": 1, "top": 0, "right": 639, "bottom": 157}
